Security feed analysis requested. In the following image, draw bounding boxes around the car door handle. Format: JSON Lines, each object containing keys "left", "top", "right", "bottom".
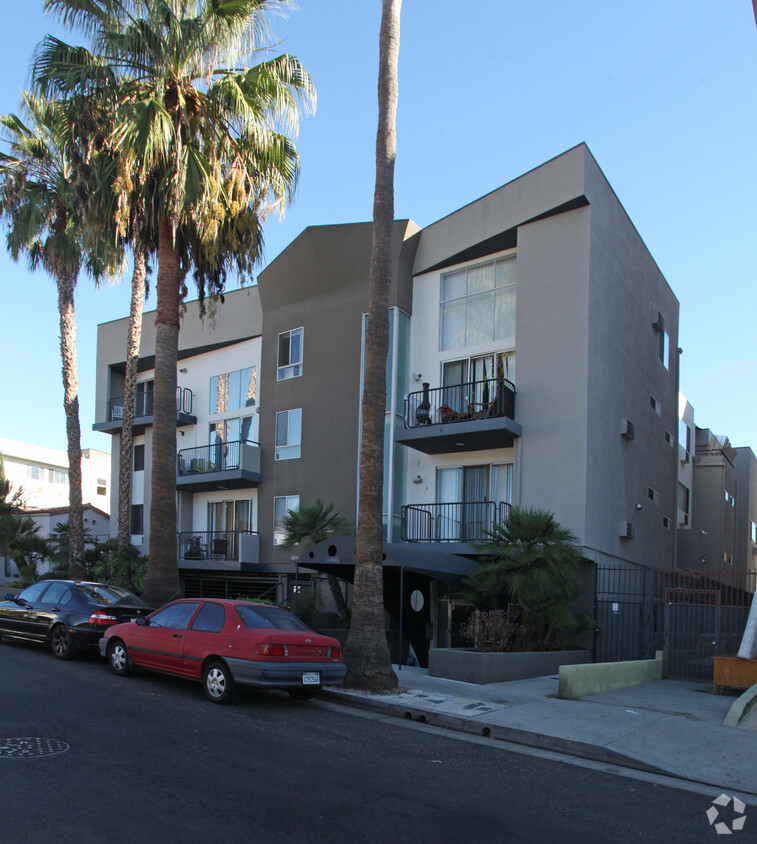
{"left": 172, "top": 633, "right": 183, "bottom": 639}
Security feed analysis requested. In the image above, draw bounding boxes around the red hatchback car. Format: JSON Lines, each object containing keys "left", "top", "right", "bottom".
{"left": 99, "top": 598, "right": 347, "bottom": 704}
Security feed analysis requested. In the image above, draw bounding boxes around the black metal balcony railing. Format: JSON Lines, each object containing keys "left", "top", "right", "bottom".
{"left": 401, "top": 501, "right": 510, "bottom": 543}
{"left": 404, "top": 377, "right": 515, "bottom": 429}
{"left": 108, "top": 387, "right": 193, "bottom": 422}
{"left": 178, "top": 530, "right": 256, "bottom": 562}
{"left": 177, "top": 440, "right": 257, "bottom": 476}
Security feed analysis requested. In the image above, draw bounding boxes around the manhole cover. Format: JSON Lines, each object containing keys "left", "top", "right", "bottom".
{"left": 0, "top": 738, "right": 69, "bottom": 758}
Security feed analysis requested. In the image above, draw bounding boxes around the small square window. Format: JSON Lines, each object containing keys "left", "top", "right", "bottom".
{"left": 650, "top": 395, "right": 661, "bottom": 416}
{"left": 648, "top": 487, "right": 659, "bottom": 504}
{"left": 275, "top": 409, "right": 302, "bottom": 460}
{"left": 277, "top": 328, "right": 303, "bottom": 380}
{"left": 97, "top": 478, "right": 107, "bottom": 496}
{"left": 273, "top": 495, "right": 300, "bottom": 545}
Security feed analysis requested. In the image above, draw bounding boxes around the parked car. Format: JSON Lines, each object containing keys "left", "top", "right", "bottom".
{"left": 100, "top": 598, "right": 347, "bottom": 704}
{"left": 0, "top": 580, "right": 152, "bottom": 660}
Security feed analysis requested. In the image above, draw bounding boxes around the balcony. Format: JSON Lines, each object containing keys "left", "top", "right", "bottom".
{"left": 178, "top": 530, "right": 259, "bottom": 571}
{"left": 401, "top": 501, "right": 510, "bottom": 544}
{"left": 395, "top": 378, "right": 521, "bottom": 455}
{"left": 176, "top": 440, "right": 262, "bottom": 492}
{"left": 94, "top": 387, "right": 196, "bottom": 434}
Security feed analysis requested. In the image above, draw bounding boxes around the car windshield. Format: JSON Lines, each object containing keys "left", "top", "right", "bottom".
{"left": 77, "top": 584, "right": 151, "bottom": 608}
{"left": 235, "top": 604, "right": 312, "bottom": 631}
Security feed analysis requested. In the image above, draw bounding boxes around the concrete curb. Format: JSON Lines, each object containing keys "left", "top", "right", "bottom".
{"left": 723, "top": 682, "right": 757, "bottom": 728}
{"left": 323, "top": 688, "right": 672, "bottom": 778}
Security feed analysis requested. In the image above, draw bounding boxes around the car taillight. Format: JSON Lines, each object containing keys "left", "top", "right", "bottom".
{"left": 254, "top": 643, "right": 288, "bottom": 656}
{"left": 89, "top": 611, "right": 118, "bottom": 626}
{"left": 327, "top": 646, "right": 342, "bottom": 658}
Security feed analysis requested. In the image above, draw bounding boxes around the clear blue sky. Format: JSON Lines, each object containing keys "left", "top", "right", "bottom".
{"left": 0, "top": 1, "right": 755, "bottom": 455}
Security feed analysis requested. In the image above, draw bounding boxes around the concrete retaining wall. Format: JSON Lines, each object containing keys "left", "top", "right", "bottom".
{"left": 558, "top": 651, "right": 663, "bottom": 699}
{"left": 428, "top": 648, "right": 591, "bottom": 685}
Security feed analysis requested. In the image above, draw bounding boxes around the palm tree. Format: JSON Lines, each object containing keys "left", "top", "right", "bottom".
{"left": 0, "top": 93, "right": 117, "bottom": 579}
{"left": 281, "top": 499, "right": 353, "bottom": 621}
{"left": 344, "top": 0, "right": 401, "bottom": 690}
{"left": 38, "top": 0, "right": 314, "bottom": 605}
{"left": 463, "top": 506, "right": 593, "bottom": 650}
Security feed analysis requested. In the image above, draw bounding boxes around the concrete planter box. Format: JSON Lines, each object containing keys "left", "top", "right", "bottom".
{"left": 428, "top": 647, "right": 591, "bottom": 685}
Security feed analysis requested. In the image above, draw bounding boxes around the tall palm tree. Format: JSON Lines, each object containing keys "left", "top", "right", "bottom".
{"left": 344, "top": 0, "right": 401, "bottom": 690}
{"left": 39, "top": 0, "right": 314, "bottom": 605}
{"left": 282, "top": 499, "right": 353, "bottom": 621}
{"left": 0, "top": 93, "right": 117, "bottom": 579}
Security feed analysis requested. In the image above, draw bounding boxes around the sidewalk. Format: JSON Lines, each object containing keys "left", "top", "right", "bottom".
{"left": 324, "top": 666, "right": 757, "bottom": 799}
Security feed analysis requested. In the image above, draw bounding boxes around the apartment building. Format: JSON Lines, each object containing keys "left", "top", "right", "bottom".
{"left": 0, "top": 437, "right": 111, "bottom": 514}
{"left": 94, "top": 144, "right": 688, "bottom": 659}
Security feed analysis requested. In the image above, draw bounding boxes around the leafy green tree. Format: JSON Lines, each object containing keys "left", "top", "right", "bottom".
{"left": 345, "top": 0, "right": 401, "bottom": 690}
{"left": 462, "top": 506, "right": 595, "bottom": 651}
{"left": 0, "top": 515, "right": 54, "bottom": 586}
{"left": 281, "top": 499, "right": 353, "bottom": 621}
{"left": 0, "top": 93, "right": 118, "bottom": 579}
{"left": 0, "top": 452, "right": 25, "bottom": 514}
{"left": 38, "top": 0, "right": 314, "bottom": 606}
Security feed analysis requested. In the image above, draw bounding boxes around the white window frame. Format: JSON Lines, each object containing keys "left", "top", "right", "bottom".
{"left": 273, "top": 495, "right": 300, "bottom": 546}
{"left": 275, "top": 409, "right": 302, "bottom": 460}
{"left": 277, "top": 327, "right": 304, "bottom": 381}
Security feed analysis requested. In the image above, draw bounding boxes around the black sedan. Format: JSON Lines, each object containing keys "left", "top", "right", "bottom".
{"left": 0, "top": 580, "right": 152, "bottom": 660}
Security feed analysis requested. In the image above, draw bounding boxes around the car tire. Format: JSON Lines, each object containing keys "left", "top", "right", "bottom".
{"left": 203, "top": 660, "right": 236, "bottom": 704}
{"left": 51, "top": 624, "right": 77, "bottom": 660}
{"left": 288, "top": 687, "right": 318, "bottom": 701}
{"left": 108, "top": 639, "right": 132, "bottom": 676}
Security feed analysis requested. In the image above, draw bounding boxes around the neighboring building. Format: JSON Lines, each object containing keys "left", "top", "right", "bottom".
{"left": 676, "top": 429, "right": 757, "bottom": 575}
{"left": 0, "top": 437, "right": 111, "bottom": 514}
{"left": 95, "top": 143, "right": 728, "bottom": 663}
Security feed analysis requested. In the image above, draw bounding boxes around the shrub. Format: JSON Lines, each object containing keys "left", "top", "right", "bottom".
{"left": 459, "top": 607, "right": 518, "bottom": 652}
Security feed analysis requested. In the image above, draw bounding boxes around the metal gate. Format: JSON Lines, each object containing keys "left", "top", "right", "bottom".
{"left": 594, "top": 566, "right": 755, "bottom": 681}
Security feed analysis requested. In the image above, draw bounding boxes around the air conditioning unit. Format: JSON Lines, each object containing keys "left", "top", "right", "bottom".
{"left": 651, "top": 310, "right": 664, "bottom": 332}
{"left": 620, "top": 418, "right": 635, "bottom": 440}
{"left": 618, "top": 521, "right": 634, "bottom": 540}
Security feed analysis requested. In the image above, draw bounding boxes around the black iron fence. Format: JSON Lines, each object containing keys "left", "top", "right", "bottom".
{"left": 404, "top": 377, "right": 515, "bottom": 429}
{"left": 594, "top": 566, "right": 756, "bottom": 680}
{"left": 178, "top": 530, "right": 255, "bottom": 562}
{"left": 108, "top": 386, "right": 193, "bottom": 421}
{"left": 401, "top": 501, "right": 510, "bottom": 542}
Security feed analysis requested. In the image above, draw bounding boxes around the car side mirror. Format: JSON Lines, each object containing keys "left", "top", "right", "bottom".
{"left": 135, "top": 616, "right": 148, "bottom": 626}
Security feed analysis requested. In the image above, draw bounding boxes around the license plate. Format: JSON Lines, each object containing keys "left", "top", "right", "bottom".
{"left": 302, "top": 672, "right": 320, "bottom": 685}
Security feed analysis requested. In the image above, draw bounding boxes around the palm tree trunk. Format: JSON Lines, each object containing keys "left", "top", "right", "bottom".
{"left": 142, "top": 220, "right": 181, "bottom": 606}
{"left": 118, "top": 247, "right": 146, "bottom": 549}
{"left": 57, "top": 270, "right": 85, "bottom": 579}
{"left": 344, "top": 0, "right": 401, "bottom": 690}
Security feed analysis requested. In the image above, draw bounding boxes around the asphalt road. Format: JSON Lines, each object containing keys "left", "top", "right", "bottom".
{"left": 0, "top": 639, "right": 746, "bottom": 843}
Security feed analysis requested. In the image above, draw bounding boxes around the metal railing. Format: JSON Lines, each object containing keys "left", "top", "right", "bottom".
{"left": 404, "top": 377, "right": 515, "bottom": 429}
{"left": 401, "top": 501, "right": 510, "bottom": 542}
{"left": 108, "top": 387, "right": 193, "bottom": 422}
{"left": 178, "top": 530, "right": 256, "bottom": 562}
{"left": 177, "top": 439, "right": 257, "bottom": 476}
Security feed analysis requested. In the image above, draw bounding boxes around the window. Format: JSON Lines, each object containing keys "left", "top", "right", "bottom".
{"left": 751, "top": 521, "right": 757, "bottom": 544}
{"left": 42, "top": 582, "right": 72, "bottom": 605}
{"left": 650, "top": 395, "right": 661, "bottom": 416}
{"left": 209, "top": 416, "right": 254, "bottom": 448}
{"left": 278, "top": 328, "right": 303, "bottom": 380}
{"left": 648, "top": 487, "right": 659, "bottom": 504}
{"left": 679, "top": 420, "right": 691, "bottom": 455}
{"left": 149, "top": 602, "right": 201, "bottom": 630}
{"left": 275, "top": 409, "right": 302, "bottom": 460}
{"left": 274, "top": 495, "right": 299, "bottom": 545}
{"left": 134, "top": 444, "right": 145, "bottom": 472}
{"left": 30, "top": 465, "right": 40, "bottom": 480}
{"left": 191, "top": 602, "right": 226, "bottom": 633}
{"left": 97, "top": 478, "right": 107, "bottom": 496}
{"left": 130, "top": 504, "right": 144, "bottom": 535}
{"left": 441, "top": 352, "right": 515, "bottom": 413}
{"left": 47, "top": 469, "right": 67, "bottom": 484}
{"left": 659, "top": 329, "right": 670, "bottom": 369}
{"left": 210, "top": 366, "right": 256, "bottom": 413}
{"left": 678, "top": 482, "right": 690, "bottom": 525}
{"left": 662, "top": 515, "right": 672, "bottom": 529}
{"left": 136, "top": 380, "right": 154, "bottom": 416}
{"left": 440, "top": 257, "right": 515, "bottom": 351}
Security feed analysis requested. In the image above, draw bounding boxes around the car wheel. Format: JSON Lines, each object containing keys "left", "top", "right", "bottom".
{"left": 108, "top": 639, "right": 132, "bottom": 676}
{"left": 203, "top": 660, "right": 236, "bottom": 704}
{"left": 51, "top": 624, "right": 77, "bottom": 660}
{"left": 288, "top": 687, "right": 318, "bottom": 701}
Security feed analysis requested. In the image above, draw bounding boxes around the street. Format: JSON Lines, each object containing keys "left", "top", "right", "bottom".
{"left": 0, "top": 641, "right": 745, "bottom": 843}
